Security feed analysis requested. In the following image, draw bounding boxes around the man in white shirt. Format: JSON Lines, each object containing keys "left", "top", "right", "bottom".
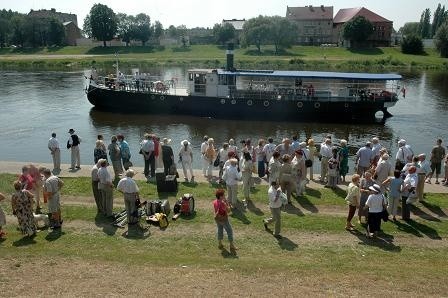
{"left": 417, "top": 154, "right": 431, "bottom": 201}
{"left": 395, "top": 139, "right": 413, "bottom": 171}
{"left": 91, "top": 159, "right": 103, "bottom": 214}
{"left": 140, "top": 133, "right": 155, "bottom": 179}
{"left": 319, "top": 138, "right": 332, "bottom": 183}
{"left": 48, "top": 132, "right": 61, "bottom": 173}
{"left": 67, "top": 128, "right": 81, "bottom": 170}
{"left": 43, "top": 168, "right": 64, "bottom": 229}
{"left": 117, "top": 169, "right": 140, "bottom": 225}
{"left": 263, "top": 181, "right": 283, "bottom": 239}
{"left": 201, "top": 135, "right": 209, "bottom": 176}
{"left": 222, "top": 158, "right": 241, "bottom": 207}
{"left": 98, "top": 160, "right": 114, "bottom": 217}
{"left": 263, "top": 137, "right": 276, "bottom": 175}
{"left": 371, "top": 137, "right": 382, "bottom": 166}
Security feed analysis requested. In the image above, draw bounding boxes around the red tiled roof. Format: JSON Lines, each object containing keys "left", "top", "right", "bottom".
{"left": 286, "top": 5, "right": 333, "bottom": 20}
{"left": 333, "top": 7, "right": 391, "bottom": 24}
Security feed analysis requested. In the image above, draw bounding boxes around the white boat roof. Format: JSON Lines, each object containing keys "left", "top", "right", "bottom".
{"left": 216, "top": 69, "right": 402, "bottom": 81}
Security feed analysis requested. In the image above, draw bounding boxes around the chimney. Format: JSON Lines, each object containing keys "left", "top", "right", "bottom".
{"left": 226, "top": 43, "right": 234, "bottom": 71}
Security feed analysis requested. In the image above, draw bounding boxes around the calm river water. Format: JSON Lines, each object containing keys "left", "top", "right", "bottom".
{"left": 0, "top": 69, "right": 447, "bottom": 170}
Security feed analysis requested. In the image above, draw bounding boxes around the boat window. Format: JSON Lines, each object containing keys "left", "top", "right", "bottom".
{"left": 189, "top": 73, "right": 193, "bottom": 81}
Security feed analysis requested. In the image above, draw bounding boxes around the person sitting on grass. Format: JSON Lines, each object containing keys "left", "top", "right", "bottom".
{"left": 213, "top": 189, "right": 237, "bottom": 254}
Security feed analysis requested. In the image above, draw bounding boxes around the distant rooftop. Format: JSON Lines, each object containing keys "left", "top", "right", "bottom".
{"left": 333, "top": 7, "right": 391, "bottom": 24}
{"left": 286, "top": 5, "right": 333, "bottom": 20}
{"left": 222, "top": 19, "right": 246, "bottom": 30}
{"left": 29, "top": 8, "right": 78, "bottom": 26}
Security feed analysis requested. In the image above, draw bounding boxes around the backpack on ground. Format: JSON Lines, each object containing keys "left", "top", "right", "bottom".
{"left": 172, "top": 193, "right": 195, "bottom": 220}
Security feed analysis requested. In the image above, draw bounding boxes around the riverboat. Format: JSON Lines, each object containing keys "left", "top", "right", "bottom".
{"left": 85, "top": 46, "right": 402, "bottom": 123}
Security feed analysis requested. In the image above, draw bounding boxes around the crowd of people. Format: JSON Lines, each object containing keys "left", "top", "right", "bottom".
{"left": 1, "top": 129, "right": 447, "bottom": 248}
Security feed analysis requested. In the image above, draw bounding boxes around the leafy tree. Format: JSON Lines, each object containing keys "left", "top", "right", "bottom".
{"left": 241, "top": 15, "right": 272, "bottom": 52}
{"left": 0, "top": 15, "right": 9, "bottom": 47}
{"left": 10, "top": 15, "right": 25, "bottom": 47}
{"left": 435, "top": 21, "right": 448, "bottom": 57}
{"left": 177, "top": 25, "right": 188, "bottom": 47}
{"left": 167, "top": 25, "right": 178, "bottom": 38}
{"left": 116, "top": 13, "right": 134, "bottom": 46}
{"left": 399, "top": 22, "right": 419, "bottom": 37}
{"left": 342, "top": 16, "right": 373, "bottom": 47}
{"left": 401, "top": 35, "right": 424, "bottom": 54}
{"left": 84, "top": 4, "right": 117, "bottom": 47}
{"left": 48, "top": 18, "right": 65, "bottom": 46}
{"left": 23, "top": 16, "right": 50, "bottom": 47}
{"left": 418, "top": 8, "right": 432, "bottom": 38}
{"left": 133, "top": 13, "right": 151, "bottom": 46}
{"left": 213, "top": 23, "right": 235, "bottom": 45}
{"left": 269, "top": 16, "right": 297, "bottom": 54}
{"left": 432, "top": 4, "right": 447, "bottom": 37}
{"left": 82, "top": 15, "right": 92, "bottom": 38}
{"left": 153, "top": 21, "right": 163, "bottom": 43}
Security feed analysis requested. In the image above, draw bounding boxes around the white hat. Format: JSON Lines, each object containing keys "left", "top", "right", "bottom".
{"left": 181, "top": 140, "right": 190, "bottom": 146}
{"left": 398, "top": 139, "right": 406, "bottom": 146}
{"left": 368, "top": 184, "right": 381, "bottom": 193}
{"left": 162, "top": 138, "right": 171, "bottom": 144}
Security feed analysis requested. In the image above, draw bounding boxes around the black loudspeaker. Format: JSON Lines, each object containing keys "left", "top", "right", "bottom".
{"left": 156, "top": 170, "right": 178, "bottom": 193}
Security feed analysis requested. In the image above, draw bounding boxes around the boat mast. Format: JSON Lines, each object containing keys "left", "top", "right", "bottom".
{"left": 115, "top": 52, "right": 119, "bottom": 79}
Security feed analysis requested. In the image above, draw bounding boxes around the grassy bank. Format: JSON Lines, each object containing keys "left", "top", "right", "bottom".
{"left": 1, "top": 173, "right": 448, "bottom": 295}
{"left": 0, "top": 45, "right": 447, "bottom": 71}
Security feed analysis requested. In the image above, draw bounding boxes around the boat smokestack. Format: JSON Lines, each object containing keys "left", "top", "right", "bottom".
{"left": 226, "top": 43, "right": 234, "bottom": 71}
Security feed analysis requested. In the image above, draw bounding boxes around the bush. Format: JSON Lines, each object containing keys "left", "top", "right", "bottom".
{"left": 401, "top": 35, "right": 424, "bottom": 54}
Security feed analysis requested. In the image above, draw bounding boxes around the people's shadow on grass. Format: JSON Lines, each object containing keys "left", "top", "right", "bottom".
{"left": 276, "top": 236, "right": 298, "bottom": 251}
{"left": 122, "top": 224, "right": 150, "bottom": 239}
{"left": 420, "top": 201, "right": 447, "bottom": 218}
{"left": 350, "top": 229, "right": 401, "bottom": 252}
{"left": 45, "top": 229, "right": 65, "bottom": 242}
{"left": 220, "top": 248, "right": 239, "bottom": 259}
{"left": 405, "top": 219, "right": 442, "bottom": 240}
{"left": 13, "top": 235, "right": 37, "bottom": 247}
{"left": 295, "top": 194, "right": 318, "bottom": 214}
{"left": 95, "top": 213, "right": 118, "bottom": 236}
{"left": 283, "top": 203, "right": 304, "bottom": 216}
{"left": 391, "top": 220, "right": 423, "bottom": 238}
{"left": 410, "top": 205, "right": 441, "bottom": 222}
{"left": 305, "top": 187, "right": 322, "bottom": 199}
{"left": 246, "top": 199, "right": 264, "bottom": 216}
{"left": 230, "top": 204, "right": 251, "bottom": 224}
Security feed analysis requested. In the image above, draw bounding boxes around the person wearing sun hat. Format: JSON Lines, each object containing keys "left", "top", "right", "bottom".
{"left": 364, "top": 184, "right": 387, "bottom": 238}
{"left": 179, "top": 140, "right": 194, "bottom": 182}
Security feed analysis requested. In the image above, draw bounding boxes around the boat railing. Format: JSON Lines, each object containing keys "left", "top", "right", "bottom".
{"left": 92, "top": 76, "right": 185, "bottom": 95}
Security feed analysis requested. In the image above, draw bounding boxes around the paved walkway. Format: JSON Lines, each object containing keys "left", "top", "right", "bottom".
{"left": 1, "top": 160, "right": 447, "bottom": 193}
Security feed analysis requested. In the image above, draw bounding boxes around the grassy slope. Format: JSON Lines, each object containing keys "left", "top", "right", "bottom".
{"left": 0, "top": 45, "right": 446, "bottom": 70}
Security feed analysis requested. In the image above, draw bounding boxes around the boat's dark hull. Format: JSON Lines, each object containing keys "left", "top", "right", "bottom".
{"left": 86, "top": 85, "right": 394, "bottom": 123}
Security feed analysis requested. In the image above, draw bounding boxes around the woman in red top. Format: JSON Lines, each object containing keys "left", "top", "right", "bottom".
{"left": 213, "top": 189, "right": 236, "bottom": 253}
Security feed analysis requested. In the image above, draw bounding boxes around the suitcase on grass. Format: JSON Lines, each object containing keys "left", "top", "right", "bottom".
{"left": 146, "top": 199, "right": 171, "bottom": 216}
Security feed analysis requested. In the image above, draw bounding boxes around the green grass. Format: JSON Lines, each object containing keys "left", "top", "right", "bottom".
{"left": 0, "top": 45, "right": 447, "bottom": 71}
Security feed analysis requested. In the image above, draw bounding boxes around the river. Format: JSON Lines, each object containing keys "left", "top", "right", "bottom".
{"left": 0, "top": 69, "right": 446, "bottom": 171}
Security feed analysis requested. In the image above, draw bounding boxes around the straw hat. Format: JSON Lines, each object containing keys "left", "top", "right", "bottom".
{"left": 368, "top": 184, "right": 381, "bottom": 193}
{"left": 162, "top": 138, "right": 171, "bottom": 145}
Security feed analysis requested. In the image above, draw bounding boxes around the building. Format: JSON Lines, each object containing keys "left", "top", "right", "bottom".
{"left": 222, "top": 19, "right": 246, "bottom": 31}
{"left": 286, "top": 5, "right": 333, "bottom": 45}
{"left": 63, "top": 22, "right": 82, "bottom": 46}
{"left": 29, "top": 8, "right": 78, "bottom": 26}
{"left": 333, "top": 7, "right": 393, "bottom": 47}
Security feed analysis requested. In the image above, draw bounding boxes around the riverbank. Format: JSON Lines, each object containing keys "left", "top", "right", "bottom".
{"left": 0, "top": 45, "right": 447, "bottom": 71}
{"left": 1, "top": 160, "right": 448, "bottom": 296}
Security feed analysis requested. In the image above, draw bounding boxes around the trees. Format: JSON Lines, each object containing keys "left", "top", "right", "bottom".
{"left": 342, "top": 16, "right": 373, "bottom": 47}
{"left": 84, "top": 4, "right": 117, "bottom": 47}
{"left": 435, "top": 21, "right": 448, "bottom": 57}
{"left": 48, "top": 18, "right": 65, "bottom": 46}
{"left": 401, "top": 35, "right": 424, "bottom": 54}
{"left": 213, "top": 23, "right": 235, "bottom": 45}
{"left": 418, "top": 8, "right": 432, "bottom": 38}
{"left": 116, "top": 13, "right": 134, "bottom": 46}
{"left": 400, "top": 22, "right": 420, "bottom": 37}
{"left": 269, "top": 16, "right": 297, "bottom": 54}
{"left": 241, "top": 15, "right": 272, "bottom": 52}
{"left": 153, "top": 21, "right": 164, "bottom": 43}
{"left": 133, "top": 13, "right": 151, "bottom": 46}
